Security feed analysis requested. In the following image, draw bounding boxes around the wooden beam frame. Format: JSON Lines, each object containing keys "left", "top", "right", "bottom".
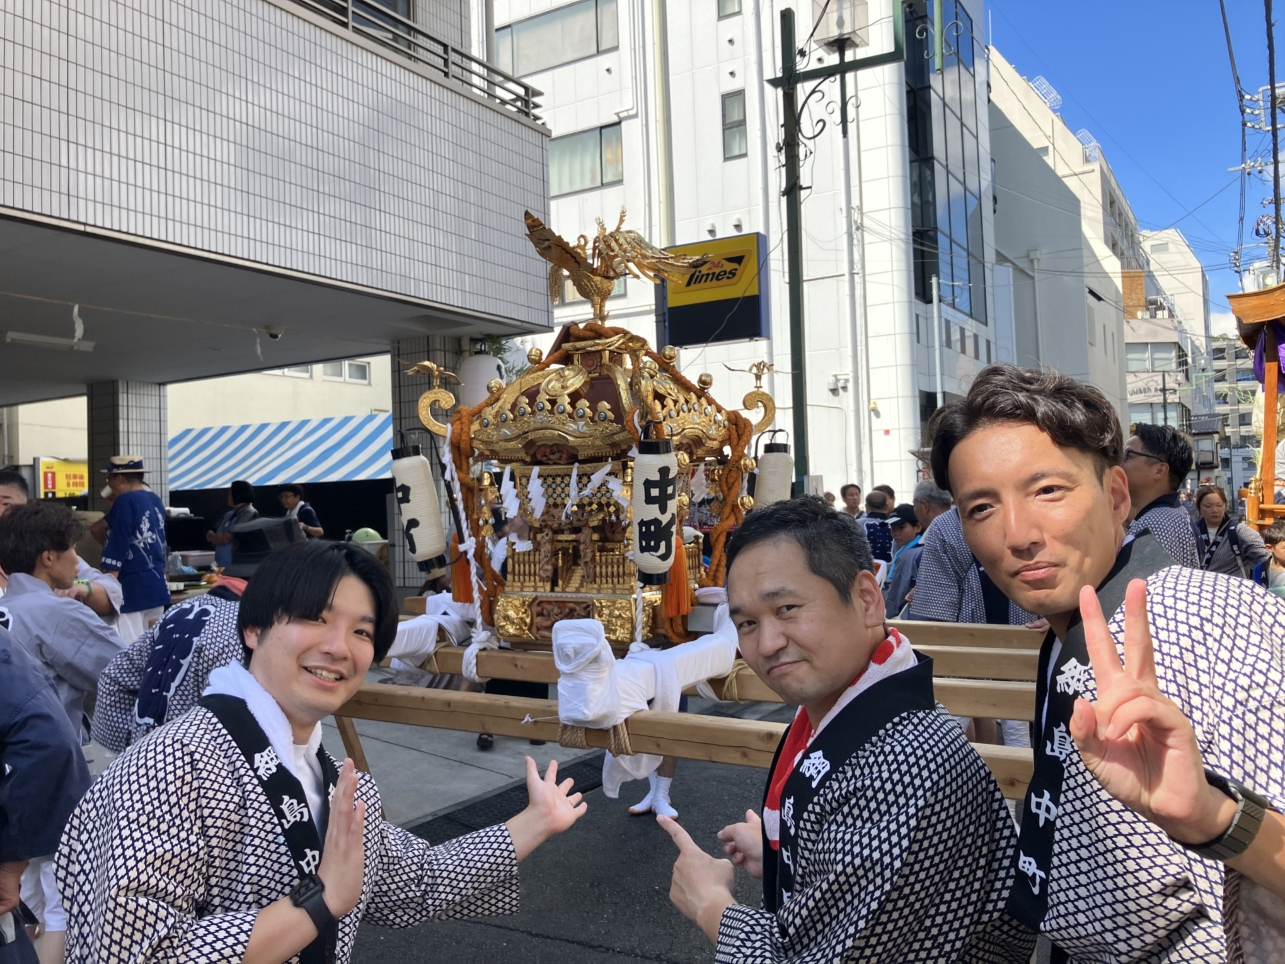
{"left": 334, "top": 684, "right": 1033, "bottom": 799}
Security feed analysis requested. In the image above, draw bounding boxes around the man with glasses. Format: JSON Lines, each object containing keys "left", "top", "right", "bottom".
{"left": 1121, "top": 424, "right": 1200, "bottom": 568}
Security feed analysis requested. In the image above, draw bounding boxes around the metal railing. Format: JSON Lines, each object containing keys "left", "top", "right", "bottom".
{"left": 292, "top": 0, "right": 543, "bottom": 122}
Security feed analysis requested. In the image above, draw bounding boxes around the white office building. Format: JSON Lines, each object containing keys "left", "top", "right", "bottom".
{"left": 498, "top": 0, "right": 1001, "bottom": 495}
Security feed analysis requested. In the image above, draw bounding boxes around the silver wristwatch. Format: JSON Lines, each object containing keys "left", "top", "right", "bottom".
{"left": 1178, "top": 770, "right": 1274, "bottom": 862}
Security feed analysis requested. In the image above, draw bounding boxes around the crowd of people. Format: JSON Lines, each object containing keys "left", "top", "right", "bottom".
{"left": 0, "top": 363, "right": 1283, "bottom": 964}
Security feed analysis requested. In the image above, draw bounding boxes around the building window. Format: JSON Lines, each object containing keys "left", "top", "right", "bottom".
{"left": 550, "top": 123, "right": 623, "bottom": 196}
{"left": 1151, "top": 241, "right": 1170, "bottom": 254}
{"left": 495, "top": 0, "right": 618, "bottom": 76}
{"left": 321, "top": 360, "right": 372, "bottom": 384}
{"left": 985, "top": 338, "right": 992, "bottom": 363}
{"left": 722, "top": 91, "right": 747, "bottom": 159}
{"left": 267, "top": 365, "right": 312, "bottom": 378}
{"left": 719, "top": 0, "right": 741, "bottom": 16}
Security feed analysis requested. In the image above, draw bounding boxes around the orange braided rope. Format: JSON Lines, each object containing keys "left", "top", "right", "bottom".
{"left": 702, "top": 409, "right": 752, "bottom": 590}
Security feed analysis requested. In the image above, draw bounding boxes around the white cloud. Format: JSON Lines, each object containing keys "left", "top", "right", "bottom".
{"left": 1210, "top": 310, "right": 1238, "bottom": 338}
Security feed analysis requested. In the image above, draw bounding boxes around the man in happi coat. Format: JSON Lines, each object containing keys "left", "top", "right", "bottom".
{"left": 659, "top": 496, "right": 1036, "bottom": 963}
{"left": 56, "top": 541, "right": 587, "bottom": 964}
{"left": 1120, "top": 423, "right": 1200, "bottom": 568}
{"left": 929, "top": 364, "right": 1285, "bottom": 961}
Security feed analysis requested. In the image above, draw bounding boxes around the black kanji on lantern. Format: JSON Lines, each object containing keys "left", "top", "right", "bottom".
{"left": 643, "top": 465, "right": 677, "bottom": 515}
{"left": 637, "top": 516, "right": 675, "bottom": 562}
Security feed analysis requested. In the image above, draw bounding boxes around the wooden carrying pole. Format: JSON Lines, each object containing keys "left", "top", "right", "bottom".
{"left": 1254, "top": 323, "right": 1280, "bottom": 530}
{"left": 334, "top": 685, "right": 1034, "bottom": 800}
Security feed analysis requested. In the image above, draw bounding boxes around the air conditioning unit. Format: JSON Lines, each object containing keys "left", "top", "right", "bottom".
{"left": 812, "top": 0, "right": 869, "bottom": 51}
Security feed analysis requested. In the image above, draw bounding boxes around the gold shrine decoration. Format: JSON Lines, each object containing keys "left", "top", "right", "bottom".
{"left": 725, "top": 361, "right": 778, "bottom": 434}
{"left": 525, "top": 208, "right": 709, "bottom": 325}
{"left": 407, "top": 360, "right": 458, "bottom": 437}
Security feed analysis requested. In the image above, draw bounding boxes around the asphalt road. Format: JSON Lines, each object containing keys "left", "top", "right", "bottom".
{"left": 353, "top": 753, "right": 773, "bottom": 964}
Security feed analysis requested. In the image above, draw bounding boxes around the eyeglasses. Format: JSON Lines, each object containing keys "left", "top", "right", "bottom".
{"left": 1123, "top": 450, "right": 1164, "bottom": 464}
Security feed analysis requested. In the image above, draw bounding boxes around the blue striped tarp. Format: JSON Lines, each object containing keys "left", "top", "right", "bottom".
{"left": 169, "top": 414, "right": 393, "bottom": 491}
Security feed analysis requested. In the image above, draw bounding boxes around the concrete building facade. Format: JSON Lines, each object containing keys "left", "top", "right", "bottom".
{"left": 987, "top": 47, "right": 1127, "bottom": 424}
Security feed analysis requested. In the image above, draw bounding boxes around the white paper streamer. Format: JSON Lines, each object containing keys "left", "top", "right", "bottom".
{"left": 500, "top": 464, "right": 520, "bottom": 519}
{"left": 440, "top": 423, "right": 486, "bottom": 613}
{"left": 562, "top": 463, "right": 580, "bottom": 520}
{"left": 528, "top": 465, "right": 547, "bottom": 519}
{"left": 690, "top": 463, "right": 708, "bottom": 502}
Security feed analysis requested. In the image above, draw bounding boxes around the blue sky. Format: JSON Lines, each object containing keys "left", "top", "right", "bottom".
{"left": 986, "top": 0, "right": 1275, "bottom": 333}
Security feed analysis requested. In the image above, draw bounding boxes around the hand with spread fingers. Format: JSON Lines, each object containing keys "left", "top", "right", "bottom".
{"left": 1069, "top": 580, "right": 1236, "bottom": 846}
{"left": 319, "top": 758, "right": 369, "bottom": 919}
{"left": 658, "top": 814, "right": 736, "bottom": 944}
{"left": 505, "top": 757, "right": 588, "bottom": 861}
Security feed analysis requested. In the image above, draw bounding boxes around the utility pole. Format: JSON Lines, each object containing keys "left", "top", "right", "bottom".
{"left": 931, "top": 274, "right": 945, "bottom": 406}
{"left": 779, "top": 9, "right": 808, "bottom": 484}
{"left": 1268, "top": 0, "right": 1282, "bottom": 270}
{"left": 1161, "top": 370, "right": 1169, "bottom": 427}
{"left": 768, "top": 2, "right": 908, "bottom": 487}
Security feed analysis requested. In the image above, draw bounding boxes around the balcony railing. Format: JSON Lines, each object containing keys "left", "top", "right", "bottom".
{"left": 294, "top": 0, "right": 543, "bottom": 122}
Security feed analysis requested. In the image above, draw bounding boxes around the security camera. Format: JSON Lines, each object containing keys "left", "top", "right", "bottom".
{"left": 264, "top": 326, "right": 283, "bottom": 341}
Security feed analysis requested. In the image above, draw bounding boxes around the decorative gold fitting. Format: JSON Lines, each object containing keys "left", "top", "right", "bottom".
{"left": 486, "top": 377, "right": 505, "bottom": 396}
{"left": 527, "top": 346, "right": 544, "bottom": 365}
{"left": 660, "top": 345, "right": 679, "bottom": 363}
{"left": 675, "top": 451, "right": 690, "bottom": 469}
{"left": 738, "top": 495, "right": 755, "bottom": 510}
{"left": 740, "top": 456, "right": 757, "bottom": 473}
{"left": 677, "top": 492, "right": 690, "bottom": 508}
{"left": 697, "top": 372, "right": 714, "bottom": 390}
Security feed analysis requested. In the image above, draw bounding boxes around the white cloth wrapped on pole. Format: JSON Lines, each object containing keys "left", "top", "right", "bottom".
{"left": 553, "top": 619, "right": 621, "bottom": 729}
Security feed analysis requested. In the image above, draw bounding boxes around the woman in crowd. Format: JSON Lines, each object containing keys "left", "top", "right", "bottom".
{"left": 1194, "top": 483, "right": 1269, "bottom": 578}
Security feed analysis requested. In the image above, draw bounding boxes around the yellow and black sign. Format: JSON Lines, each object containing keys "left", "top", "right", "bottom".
{"left": 37, "top": 458, "right": 89, "bottom": 499}
{"left": 662, "top": 233, "right": 768, "bottom": 347}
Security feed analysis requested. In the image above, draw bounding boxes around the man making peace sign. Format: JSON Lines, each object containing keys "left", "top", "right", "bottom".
{"left": 929, "top": 365, "right": 1285, "bottom": 962}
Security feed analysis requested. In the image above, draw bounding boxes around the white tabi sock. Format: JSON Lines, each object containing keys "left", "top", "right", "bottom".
{"left": 651, "top": 775, "right": 677, "bottom": 819}
{"left": 628, "top": 772, "right": 659, "bottom": 815}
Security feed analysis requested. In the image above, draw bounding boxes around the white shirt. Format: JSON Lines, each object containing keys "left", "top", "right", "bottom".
{"left": 203, "top": 662, "right": 326, "bottom": 833}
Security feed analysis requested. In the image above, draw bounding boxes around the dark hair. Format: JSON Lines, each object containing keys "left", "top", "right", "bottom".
{"left": 726, "top": 495, "right": 874, "bottom": 608}
{"left": 873, "top": 484, "right": 895, "bottom": 500}
{"left": 0, "top": 502, "right": 85, "bottom": 575}
{"left": 928, "top": 364, "right": 1124, "bottom": 493}
{"left": 230, "top": 480, "right": 255, "bottom": 504}
{"left": 0, "top": 470, "right": 29, "bottom": 497}
{"left": 278, "top": 483, "right": 304, "bottom": 498}
{"left": 1262, "top": 521, "right": 1285, "bottom": 545}
{"left": 839, "top": 483, "right": 861, "bottom": 498}
{"left": 1131, "top": 423, "right": 1193, "bottom": 492}
{"left": 238, "top": 541, "right": 398, "bottom": 666}
{"left": 865, "top": 490, "right": 889, "bottom": 512}
{"left": 1195, "top": 484, "right": 1227, "bottom": 511}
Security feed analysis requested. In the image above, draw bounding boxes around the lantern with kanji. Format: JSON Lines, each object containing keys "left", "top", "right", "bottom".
{"left": 631, "top": 438, "right": 679, "bottom": 585}
{"left": 390, "top": 446, "right": 448, "bottom": 572}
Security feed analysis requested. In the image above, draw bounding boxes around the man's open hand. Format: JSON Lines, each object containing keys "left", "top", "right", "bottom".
{"left": 506, "top": 757, "right": 587, "bottom": 861}
{"left": 658, "top": 814, "right": 736, "bottom": 944}
{"left": 1069, "top": 581, "right": 1235, "bottom": 845}
{"left": 717, "top": 809, "right": 764, "bottom": 879}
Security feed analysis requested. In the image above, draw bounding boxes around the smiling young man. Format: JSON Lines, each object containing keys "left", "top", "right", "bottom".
{"left": 1121, "top": 423, "right": 1200, "bottom": 568}
{"left": 55, "top": 541, "right": 586, "bottom": 964}
{"left": 929, "top": 364, "right": 1285, "bottom": 962}
{"left": 659, "top": 496, "right": 1035, "bottom": 963}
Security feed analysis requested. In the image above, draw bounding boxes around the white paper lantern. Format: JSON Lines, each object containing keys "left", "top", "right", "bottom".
{"left": 458, "top": 352, "right": 507, "bottom": 409}
{"left": 391, "top": 447, "right": 448, "bottom": 572}
{"left": 631, "top": 439, "right": 679, "bottom": 586}
{"left": 753, "top": 442, "right": 793, "bottom": 508}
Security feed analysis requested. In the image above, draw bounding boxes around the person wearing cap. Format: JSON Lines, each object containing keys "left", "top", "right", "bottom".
{"left": 881, "top": 503, "right": 923, "bottom": 617}
{"left": 92, "top": 517, "right": 305, "bottom": 753}
{"left": 99, "top": 456, "right": 169, "bottom": 628}
{"left": 207, "top": 481, "right": 259, "bottom": 568}
{"left": 277, "top": 484, "right": 324, "bottom": 539}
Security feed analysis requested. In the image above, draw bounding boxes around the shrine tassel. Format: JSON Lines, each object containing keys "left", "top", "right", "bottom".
{"left": 450, "top": 532, "right": 474, "bottom": 604}
{"left": 663, "top": 539, "right": 691, "bottom": 619}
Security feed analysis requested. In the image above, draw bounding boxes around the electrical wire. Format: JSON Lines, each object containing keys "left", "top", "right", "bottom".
{"left": 1219, "top": 0, "right": 1250, "bottom": 266}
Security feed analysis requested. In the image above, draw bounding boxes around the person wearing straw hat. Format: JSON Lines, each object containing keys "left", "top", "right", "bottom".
{"left": 92, "top": 517, "right": 305, "bottom": 753}
{"left": 99, "top": 456, "right": 169, "bottom": 635}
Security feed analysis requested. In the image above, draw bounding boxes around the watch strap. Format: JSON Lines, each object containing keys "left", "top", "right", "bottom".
{"left": 290, "top": 874, "right": 336, "bottom": 936}
{"left": 1179, "top": 770, "right": 1271, "bottom": 862}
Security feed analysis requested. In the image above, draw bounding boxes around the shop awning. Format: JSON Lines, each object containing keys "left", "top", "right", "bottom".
{"left": 169, "top": 414, "right": 393, "bottom": 491}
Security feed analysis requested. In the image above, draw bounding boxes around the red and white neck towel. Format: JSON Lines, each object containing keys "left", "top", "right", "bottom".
{"left": 763, "top": 627, "right": 916, "bottom": 850}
